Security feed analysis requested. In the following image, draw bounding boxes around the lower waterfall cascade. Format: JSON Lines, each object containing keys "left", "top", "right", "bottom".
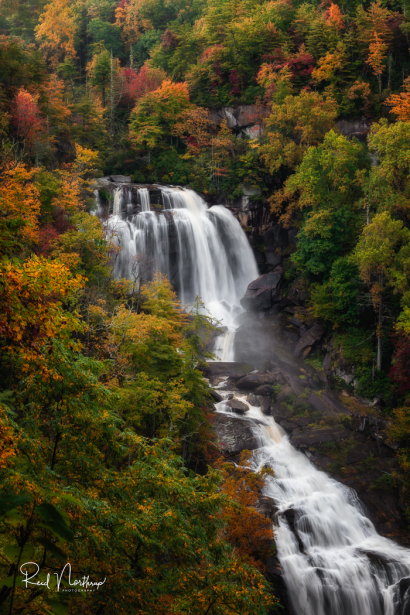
{"left": 214, "top": 388, "right": 410, "bottom": 615}
{"left": 97, "top": 184, "right": 258, "bottom": 360}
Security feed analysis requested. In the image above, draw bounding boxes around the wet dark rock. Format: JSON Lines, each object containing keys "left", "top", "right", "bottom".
{"left": 236, "top": 372, "right": 276, "bottom": 389}
{"left": 288, "top": 228, "right": 298, "bottom": 244}
{"left": 291, "top": 426, "right": 352, "bottom": 447}
{"left": 240, "top": 270, "right": 282, "bottom": 311}
{"left": 320, "top": 389, "right": 352, "bottom": 415}
{"left": 391, "top": 577, "right": 410, "bottom": 615}
{"left": 210, "top": 390, "right": 223, "bottom": 402}
{"left": 293, "top": 417, "right": 312, "bottom": 427}
{"left": 254, "top": 384, "right": 274, "bottom": 396}
{"left": 266, "top": 250, "right": 282, "bottom": 268}
{"left": 345, "top": 440, "right": 381, "bottom": 464}
{"left": 211, "top": 413, "right": 259, "bottom": 457}
{"left": 226, "top": 399, "right": 250, "bottom": 414}
{"left": 265, "top": 225, "right": 289, "bottom": 250}
{"left": 294, "top": 323, "right": 325, "bottom": 358}
{"left": 288, "top": 378, "right": 305, "bottom": 397}
{"left": 260, "top": 397, "right": 271, "bottom": 415}
{"left": 246, "top": 393, "right": 261, "bottom": 407}
{"left": 255, "top": 494, "right": 278, "bottom": 520}
{"left": 280, "top": 420, "right": 299, "bottom": 432}
{"left": 200, "top": 361, "right": 254, "bottom": 379}
{"left": 308, "top": 392, "right": 333, "bottom": 416}
{"left": 276, "top": 385, "right": 292, "bottom": 403}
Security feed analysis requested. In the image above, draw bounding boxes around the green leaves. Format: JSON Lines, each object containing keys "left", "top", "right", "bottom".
{"left": 37, "top": 504, "right": 74, "bottom": 542}
{"left": 0, "top": 495, "right": 30, "bottom": 516}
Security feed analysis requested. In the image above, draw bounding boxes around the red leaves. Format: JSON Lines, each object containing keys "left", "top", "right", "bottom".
{"left": 118, "top": 64, "right": 166, "bottom": 105}
{"left": 12, "top": 88, "right": 45, "bottom": 146}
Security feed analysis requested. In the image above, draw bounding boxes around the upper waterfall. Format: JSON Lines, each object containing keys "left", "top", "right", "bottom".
{"left": 96, "top": 183, "right": 258, "bottom": 360}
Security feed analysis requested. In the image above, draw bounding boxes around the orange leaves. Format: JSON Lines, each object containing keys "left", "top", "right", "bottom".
{"left": 386, "top": 78, "right": 410, "bottom": 121}
{"left": 325, "top": 3, "right": 345, "bottom": 30}
{"left": 173, "top": 106, "right": 215, "bottom": 154}
{"left": 217, "top": 452, "right": 274, "bottom": 571}
{"left": 114, "top": 0, "right": 152, "bottom": 48}
{"left": 311, "top": 49, "right": 345, "bottom": 84}
{"left": 367, "top": 31, "right": 387, "bottom": 78}
{"left": 0, "top": 163, "right": 41, "bottom": 246}
{"left": 35, "top": 0, "right": 77, "bottom": 65}
{"left": 0, "top": 256, "right": 85, "bottom": 371}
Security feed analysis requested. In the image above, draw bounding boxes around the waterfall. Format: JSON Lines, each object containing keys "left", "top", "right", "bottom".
{"left": 214, "top": 393, "right": 410, "bottom": 615}
{"left": 104, "top": 185, "right": 258, "bottom": 359}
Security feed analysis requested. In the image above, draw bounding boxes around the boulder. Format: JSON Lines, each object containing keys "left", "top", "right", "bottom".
{"left": 236, "top": 372, "right": 275, "bottom": 389}
{"left": 240, "top": 270, "right": 282, "bottom": 312}
{"left": 247, "top": 393, "right": 262, "bottom": 407}
{"left": 211, "top": 413, "right": 260, "bottom": 456}
{"left": 200, "top": 361, "right": 254, "bottom": 378}
{"left": 255, "top": 384, "right": 274, "bottom": 396}
{"left": 260, "top": 397, "right": 271, "bottom": 415}
{"left": 291, "top": 426, "right": 351, "bottom": 448}
{"left": 294, "top": 323, "right": 325, "bottom": 358}
{"left": 280, "top": 420, "right": 298, "bottom": 432}
{"left": 226, "top": 399, "right": 250, "bottom": 414}
{"left": 254, "top": 494, "right": 278, "bottom": 520}
{"left": 210, "top": 390, "right": 223, "bottom": 403}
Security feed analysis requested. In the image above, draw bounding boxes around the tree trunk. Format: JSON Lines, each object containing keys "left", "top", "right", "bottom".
{"left": 102, "top": 87, "right": 106, "bottom": 109}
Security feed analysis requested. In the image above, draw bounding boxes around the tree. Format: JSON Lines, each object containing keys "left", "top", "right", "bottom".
{"left": 117, "top": 63, "right": 166, "bottom": 106}
{"left": 366, "top": 119, "right": 410, "bottom": 218}
{"left": 129, "top": 80, "right": 191, "bottom": 148}
{"left": 0, "top": 164, "right": 42, "bottom": 252}
{"left": 353, "top": 211, "right": 410, "bottom": 370}
{"left": 260, "top": 90, "right": 338, "bottom": 181}
{"left": 367, "top": 31, "right": 387, "bottom": 95}
{"left": 217, "top": 451, "right": 275, "bottom": 572}
{"left": 385, "top": 77, "right": 410, "bottom": 121}
{"left": 89, "top": 48, "right": 112, "bottom": 108}
{"left": 35, "top": 0, "right": 77, "bottom": 65}
{"left": 12, "top": 88, "right": 45, "bottom": 148}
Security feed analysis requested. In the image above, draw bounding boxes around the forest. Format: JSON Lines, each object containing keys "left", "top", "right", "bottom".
{"left": 2, "top": 0, "right": 410, "bottom": 611}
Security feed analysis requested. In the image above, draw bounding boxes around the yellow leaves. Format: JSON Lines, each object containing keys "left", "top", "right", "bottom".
{"left": 35, "top": 0, "right": 77, "bottom": 65}
{"left": 0, "top": 163, "right": 41, "bottom": 245}
{"left": 311, "top": 49, "right": 345, "bottom": 84}
{"left": 0, "top": 256, "right": 85, "bottom": 374}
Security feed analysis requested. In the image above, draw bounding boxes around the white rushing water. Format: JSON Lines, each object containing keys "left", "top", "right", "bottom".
{"left": 215, "top": 392, "right": 410, "bottom": 615}
{"left": 103, "top": 186, "right": 258, "bottom": 359}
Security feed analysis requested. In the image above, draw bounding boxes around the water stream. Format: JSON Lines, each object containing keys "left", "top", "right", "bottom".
{"left": 100, "top": 185, "right": 258, "bottom": 359}
{"left": 215, "top": 392, "right": 410, "bottom": 615}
